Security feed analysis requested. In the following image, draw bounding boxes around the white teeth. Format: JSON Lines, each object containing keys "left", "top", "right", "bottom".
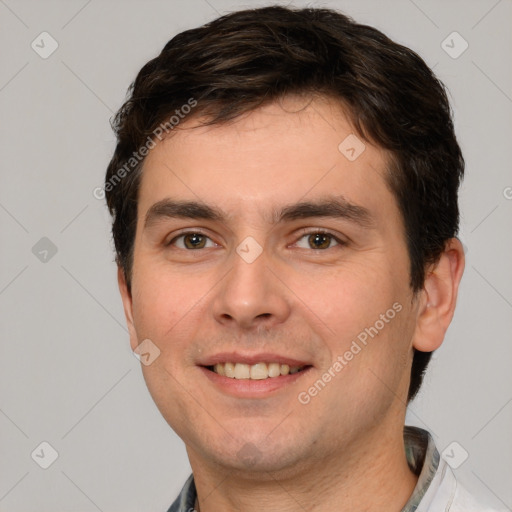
{"left": 234, "top": 363, "right": 250, "bottom": 379}
{"left": 210, "top": 362, "right": 306, "bottom": 379}
{"left": 224, "top": 362, "right": 236, "bottom": 378}
{"left": 268, "top": 363, "right": 281, "bottom": 378}
{"left": 214, "top": 363, "right": 225, "bottom": 376}
{"left": 250, "top": 363, "right": 268, "bottom": 380}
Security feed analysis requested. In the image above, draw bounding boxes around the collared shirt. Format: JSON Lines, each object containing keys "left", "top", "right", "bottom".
{"left": 166, "top": 426, "right": 501, "bottom": 512}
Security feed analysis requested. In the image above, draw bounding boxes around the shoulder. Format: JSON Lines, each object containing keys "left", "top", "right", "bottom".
{"left": 449, "top": 480, "right": 506, "bottom": 512}
{"left": 431, "top": 465, "right": 506, "bottom": 512}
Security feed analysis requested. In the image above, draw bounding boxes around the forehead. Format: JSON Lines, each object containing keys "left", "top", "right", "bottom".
{"left": 137, "top": 95, "right": 398, "bottom": 228}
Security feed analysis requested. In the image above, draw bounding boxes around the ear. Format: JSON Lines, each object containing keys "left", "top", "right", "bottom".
{"left": 412, "top": 238, "right": 465, "bottom": 352}
{"left": 117, "top": 266, "right": 139, "bottom": 352}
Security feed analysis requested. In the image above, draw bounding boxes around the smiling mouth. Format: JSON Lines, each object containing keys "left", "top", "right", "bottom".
{"left": 205, "top": 362, "right": 310, "bottom": 380}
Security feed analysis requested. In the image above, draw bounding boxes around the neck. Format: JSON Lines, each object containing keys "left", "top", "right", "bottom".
{"left": 187, "top": 422, "right": 418, "bottom": 512}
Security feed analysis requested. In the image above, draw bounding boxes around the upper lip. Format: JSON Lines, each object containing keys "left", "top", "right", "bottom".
{"left": 198, "top": 352, "right": 311, "bottom": 367}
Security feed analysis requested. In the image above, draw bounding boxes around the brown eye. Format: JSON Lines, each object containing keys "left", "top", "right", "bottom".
{"left": 294, "top": 231, "right": 345, "bottom": 250}
{"left": 168, "top": 232, "right": 215, "bottom": 250}
{"left": 308, "top": 233, "right": 332, "bottom": 249}
{"left": 183, "top": 233, "right": 206, "bottom": 249}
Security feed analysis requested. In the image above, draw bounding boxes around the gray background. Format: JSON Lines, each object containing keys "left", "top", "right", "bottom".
{"left": 1, "top": 0, "right": 511, "bottom": 510}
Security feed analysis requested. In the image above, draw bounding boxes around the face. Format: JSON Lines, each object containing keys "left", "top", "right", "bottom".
{"left": 120, "top": 95, "right": 424, "bottom": 474}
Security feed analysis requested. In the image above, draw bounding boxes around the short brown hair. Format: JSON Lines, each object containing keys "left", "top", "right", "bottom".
{"left": 105, "top": 5, "right": 464, "bottom": 402}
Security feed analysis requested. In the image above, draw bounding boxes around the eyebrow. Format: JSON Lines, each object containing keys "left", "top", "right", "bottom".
{"left": 144, "top": 195, "right": 375, "bottom": 229}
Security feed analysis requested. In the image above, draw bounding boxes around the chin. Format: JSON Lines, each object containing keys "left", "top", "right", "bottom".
{"left": 193, "top": 431, "right": 311, "bottom": 477}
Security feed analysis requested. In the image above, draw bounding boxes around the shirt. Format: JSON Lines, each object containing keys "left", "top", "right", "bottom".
{"left": 166, "top": 425, "right": 502, "bottom": 512}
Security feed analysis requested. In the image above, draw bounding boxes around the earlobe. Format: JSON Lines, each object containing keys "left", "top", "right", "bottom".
{"left": 117, "top": 266, "right": 139, "bottom": 352}
{"left": 412, "top": 238, "right": 465, "bottom": 352}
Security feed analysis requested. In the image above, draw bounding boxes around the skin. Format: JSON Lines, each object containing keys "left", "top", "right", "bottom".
{"left": 118, "top": 94, "right": 465, "bottom": 512}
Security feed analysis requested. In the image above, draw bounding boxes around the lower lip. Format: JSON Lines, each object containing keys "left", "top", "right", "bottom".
{"left": 199, "top": 366, "right": 312, "bottom": 398}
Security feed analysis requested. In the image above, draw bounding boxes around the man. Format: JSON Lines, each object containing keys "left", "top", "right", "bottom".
{"left": 104, "top": 5, "right": 500, "bottom": 512}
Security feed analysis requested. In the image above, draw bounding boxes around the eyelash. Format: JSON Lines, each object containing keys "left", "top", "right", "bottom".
{"left": 166, "top": 229, "right": 347, "bottom": 251}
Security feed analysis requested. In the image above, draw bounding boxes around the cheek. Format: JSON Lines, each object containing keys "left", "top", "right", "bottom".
{"left": 130, "top": 263, "right": 203, "bottom": 355}
{"left": 302, "top": 261, "right": 414, "bottom": 390}
{"left": 296, "top": 258, "right": 403, "bottom": 337}
{"left": 130, "top": 267, "right": 209, "bottom": 436}
{"left": 309, "top": 302, "right": 414, "bottom": 430}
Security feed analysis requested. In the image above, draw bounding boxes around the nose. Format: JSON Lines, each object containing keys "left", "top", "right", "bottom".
{"left": 211, "top": 244, "right": 291, "bottom": 331}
